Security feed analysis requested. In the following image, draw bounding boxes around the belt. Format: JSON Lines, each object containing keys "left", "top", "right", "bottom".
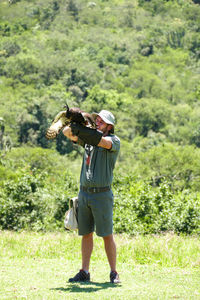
{"left": 80, "top": 186, "right": 110, "bottom": 193}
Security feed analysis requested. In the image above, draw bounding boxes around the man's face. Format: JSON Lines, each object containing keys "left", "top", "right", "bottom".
{"left": 96, "top": 116, "right": 110, "bottom": 133}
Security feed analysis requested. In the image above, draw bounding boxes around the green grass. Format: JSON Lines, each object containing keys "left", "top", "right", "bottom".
{"left": 0, "top": 231, "right": 200, "bottom": 299}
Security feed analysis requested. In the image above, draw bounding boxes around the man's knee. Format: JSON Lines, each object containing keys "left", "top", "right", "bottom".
{"left": 83, "top": 232, "right": 93, "bottom": 240}
{"left": 103, "top": 234, "right": 114, "bottom": 242}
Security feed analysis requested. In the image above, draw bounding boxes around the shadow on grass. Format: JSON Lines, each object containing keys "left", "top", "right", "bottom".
{"left": 51, "top": 281, "right": 121, "bottom": 293}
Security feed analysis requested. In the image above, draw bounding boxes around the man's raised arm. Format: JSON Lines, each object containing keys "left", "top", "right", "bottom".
{"left": 62, "top": 126, "right": 78, "bottom": 142}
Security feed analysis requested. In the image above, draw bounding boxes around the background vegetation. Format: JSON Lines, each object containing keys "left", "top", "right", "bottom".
{"left": 0, "top": 0, "right": 200, "bottom": 234}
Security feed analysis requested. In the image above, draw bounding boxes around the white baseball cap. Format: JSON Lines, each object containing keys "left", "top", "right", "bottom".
{"left": 92, "top": 110, "right": 115, "bottom": 126}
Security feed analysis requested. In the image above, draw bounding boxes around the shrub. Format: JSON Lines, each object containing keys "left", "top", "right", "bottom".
{"left": 113, "top": 175, "right": 200, "bottom": 235}
{"left": 0, "top": 168, "right": 78, "bottom": 231}
{"left": 0, "top": 173, "right": 47, "bottom": 230}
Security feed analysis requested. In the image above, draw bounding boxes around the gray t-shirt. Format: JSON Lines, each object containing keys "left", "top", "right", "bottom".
{"left": 80, "top": 134, "right": 120, "bottom": 187}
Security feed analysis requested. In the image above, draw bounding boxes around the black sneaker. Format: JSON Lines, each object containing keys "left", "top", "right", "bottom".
{"left": 110, "top": 271, "right": 120, "bottom": 284}
{"left": 68, "top": 269, "right": 90, "bottom": 283}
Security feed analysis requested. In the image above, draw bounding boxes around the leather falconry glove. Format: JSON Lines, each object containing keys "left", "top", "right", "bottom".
{"left": 70, "top": 123, "right": 103, "bottom": 146}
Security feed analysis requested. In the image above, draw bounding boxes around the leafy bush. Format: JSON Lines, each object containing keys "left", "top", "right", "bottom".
{"left": 1, "top": 152, "right": 200, "bottom": 234}
{"left": 0, "top": 38, "right": 21, "bottom": 57}
{"left": 135, "top": 143, "right": 200, "bottom": 191}
{"left": 0, "top": 166, "right": 78, "bottom": 231}
{"left": 113, "top": 176, "right": 200, "bottom": 235}
{"left": 0, "top": 173, "right": 47, "bottom": 230}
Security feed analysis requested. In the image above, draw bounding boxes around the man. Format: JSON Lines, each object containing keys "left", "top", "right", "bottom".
{"left": 63, "top": 109, "right": 120, "bottom": 284}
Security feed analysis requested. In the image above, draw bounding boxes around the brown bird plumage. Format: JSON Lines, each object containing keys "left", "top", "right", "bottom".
{"left": 45, "top": 105, "right": 96, "bottom": 140}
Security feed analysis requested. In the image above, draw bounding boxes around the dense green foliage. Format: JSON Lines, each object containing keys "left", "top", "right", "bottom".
{"left": 0, "top": 146, "right": 200, "bottom": 234}
{"left": 113, "top": 175, "right": 200, "bottom": 234}
{"left": 0, "top": 0, "right": 200, "bottom": 234}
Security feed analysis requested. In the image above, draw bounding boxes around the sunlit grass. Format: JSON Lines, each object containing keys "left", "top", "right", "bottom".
{"left": 0, "top": 231, "right": 200, "bottom": 299}
{"left": 1, "top": 231, "right": 200, "bottom": 267}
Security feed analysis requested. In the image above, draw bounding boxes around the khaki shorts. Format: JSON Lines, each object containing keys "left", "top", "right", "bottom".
{"left": 78, "top": 189, "right": 114, "bottom": 237}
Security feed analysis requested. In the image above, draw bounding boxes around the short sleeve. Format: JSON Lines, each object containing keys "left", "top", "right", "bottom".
{"left": 109, "top": 135, "right": 120, "bottom": 152}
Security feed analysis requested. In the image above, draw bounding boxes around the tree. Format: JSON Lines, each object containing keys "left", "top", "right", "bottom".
{"left": 18, "top": 103, "right": 50, "bottom": 148}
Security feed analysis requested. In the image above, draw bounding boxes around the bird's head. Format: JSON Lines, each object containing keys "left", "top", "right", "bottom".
{"left": 64, "top": 103, "right": 71, "bottom": 119}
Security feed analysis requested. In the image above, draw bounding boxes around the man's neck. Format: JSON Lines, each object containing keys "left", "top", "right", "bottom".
{"left": 103, "top": 130, "right": 110, "bottom": 137}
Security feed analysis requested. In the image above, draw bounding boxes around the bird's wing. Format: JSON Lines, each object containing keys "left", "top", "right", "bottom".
{"left": 46, "top": 111, "right": 70, "bottom": 139}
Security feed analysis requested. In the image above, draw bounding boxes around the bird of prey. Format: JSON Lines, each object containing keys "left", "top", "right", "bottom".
{"left": 45, "top": 105, "right": 96, "bottom": 140}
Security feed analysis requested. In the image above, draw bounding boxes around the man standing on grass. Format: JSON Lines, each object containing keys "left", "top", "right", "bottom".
{"left": 63, "top": 110, "right": 120, "bottom": 284}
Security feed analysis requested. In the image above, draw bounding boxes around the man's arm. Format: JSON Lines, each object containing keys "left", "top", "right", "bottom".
{"left": 98, "top": 137, "right": 112, "bottom": 150}
{"left": 66, "top": 123, "right": 112, "bottom": 149}
{"left": 62, "top": 126, "right": 78, "bottom": 142}
{"left": 63, "top": 125, "right": 111, "bottom": 149}
{"left": 70, "top": 123, "right": 103, "bottom": 146}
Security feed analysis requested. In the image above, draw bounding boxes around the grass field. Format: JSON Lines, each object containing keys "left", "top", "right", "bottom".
{"left": 0, "top": 231, "right": 200, "bottom": 299}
